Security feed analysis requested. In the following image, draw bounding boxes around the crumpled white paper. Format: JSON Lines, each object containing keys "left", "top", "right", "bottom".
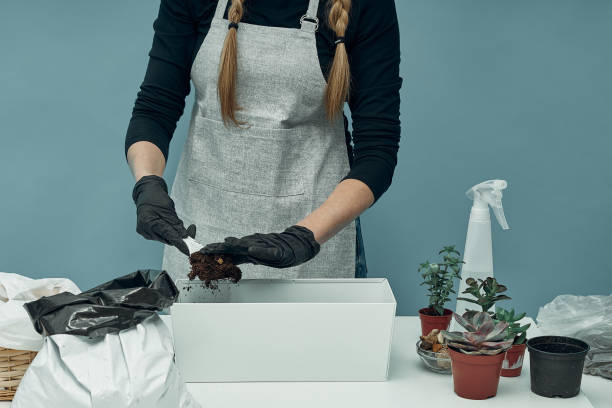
{"left": 12, "top": 314, "right": 201, "bottom": 408}
{"left": 0, "top": 272, "right": 80, "bottom": 351}
{"left": 537, "top": 293, "right": 612, "bottom": 379}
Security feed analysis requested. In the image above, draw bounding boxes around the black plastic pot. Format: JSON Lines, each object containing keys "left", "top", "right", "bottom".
{"left": 527, "top": 336, "right": 589, "bottom": 398}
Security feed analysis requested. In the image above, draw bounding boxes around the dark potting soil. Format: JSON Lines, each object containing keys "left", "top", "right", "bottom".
{"left": 420, "top": 307, "right": 451, "bottom": 316}
{"left": 188, "top": 252, "right": 242, "bottom": 289}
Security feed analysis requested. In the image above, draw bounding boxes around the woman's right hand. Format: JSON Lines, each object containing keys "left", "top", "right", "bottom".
{"left": 132, "top": 175, "right": 195, "bottom": 256}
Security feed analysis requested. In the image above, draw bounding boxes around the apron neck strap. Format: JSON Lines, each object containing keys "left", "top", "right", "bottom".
{"left": 215, "top": 0, "right": 321, "bottom": 32}
{"left": 214, "top": 0, "right": 230, "bottom": 20}
{"left": 300, "top": 0, "right": 321, "bottom": 32}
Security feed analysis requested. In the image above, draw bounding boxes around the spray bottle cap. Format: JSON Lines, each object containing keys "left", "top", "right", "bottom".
{"left": 466, "top": 180, "right": 510, "bottom": 230}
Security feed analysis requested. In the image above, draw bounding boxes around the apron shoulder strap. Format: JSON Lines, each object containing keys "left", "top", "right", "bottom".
{"left": 300, "top": 0, "right": 321, "bottom": 33}
{"left": 214, "top": 0, "right": 231, "bottom": 20}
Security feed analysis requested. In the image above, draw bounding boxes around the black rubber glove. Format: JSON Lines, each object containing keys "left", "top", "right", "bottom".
{"left": 201, "top": 226, "right": 321, "bottom": 268}
{"left": 132, "top": 175, "right": 195, "bottom": 256}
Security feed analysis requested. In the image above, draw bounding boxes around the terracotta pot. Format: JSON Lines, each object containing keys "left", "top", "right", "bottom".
{"left": 418, "top": 308, "right": 452, "bottom": 336}
{"left": 501, "top": 343, "right": 526, "bottom": 377}
{"left": 448, "top": 348, "right": 506, "bottom": 400}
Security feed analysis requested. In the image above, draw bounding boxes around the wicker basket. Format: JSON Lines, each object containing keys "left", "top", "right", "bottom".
{"left": 0, "top": 347, "right": 37, "bottom": 401}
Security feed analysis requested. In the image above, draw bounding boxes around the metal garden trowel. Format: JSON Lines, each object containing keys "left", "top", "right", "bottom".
{"left": 183, "top": 236, "right": 204, "bottom": 255}
{"left": 182, "top": 225, "right": 203, "bottom": 255}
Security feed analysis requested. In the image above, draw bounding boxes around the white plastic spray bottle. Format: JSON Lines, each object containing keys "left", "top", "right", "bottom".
{"left": 451, "top": 180, "right": 509, "bottom": 330}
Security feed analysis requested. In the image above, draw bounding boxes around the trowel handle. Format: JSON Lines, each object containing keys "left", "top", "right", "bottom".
{"left": 183, "top": 236, "right": 204, "bottom": 255}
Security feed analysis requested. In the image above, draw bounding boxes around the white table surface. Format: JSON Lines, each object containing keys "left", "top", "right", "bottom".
{"left": 2, "top": 316, "right": 610, "bottom": 407}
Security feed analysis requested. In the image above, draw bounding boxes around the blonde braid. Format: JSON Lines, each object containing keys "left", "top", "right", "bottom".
{"left": 218, "top": 0, "right": 246, "bottom": 125}
{"left": 326, "top": 0, "right": 351, "bottom": 119}
{"left": 219, "top": 0, "right": 352, "bottom": 123}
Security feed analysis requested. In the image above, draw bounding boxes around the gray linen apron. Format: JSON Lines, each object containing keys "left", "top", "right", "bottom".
{"left": 162, "top": 0, "right": 356, "bottom": 282}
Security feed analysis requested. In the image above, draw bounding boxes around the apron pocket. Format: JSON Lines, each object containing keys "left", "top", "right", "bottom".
{"left": 180, "top": 181, "right": 312, "bottom": 236}
{"left": 185, "top": 115, "right": 310, "bottom": 198}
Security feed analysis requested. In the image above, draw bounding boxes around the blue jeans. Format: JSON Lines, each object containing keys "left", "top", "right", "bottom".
{"left": 355, "top": 217, "right": 368, "bottom": 278}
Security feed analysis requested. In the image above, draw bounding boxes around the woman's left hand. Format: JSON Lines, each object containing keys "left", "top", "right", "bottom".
{"left": 201, "top": 226, "right": 320, "bottom": 268}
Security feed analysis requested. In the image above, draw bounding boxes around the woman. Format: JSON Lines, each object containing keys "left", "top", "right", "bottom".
{"left": 126, "top": 0, "right": 401, "bottom": 281}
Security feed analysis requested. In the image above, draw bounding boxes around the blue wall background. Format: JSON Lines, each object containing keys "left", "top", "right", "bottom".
{"left": 1, "top": 1, "right": 610, "bottom": 316}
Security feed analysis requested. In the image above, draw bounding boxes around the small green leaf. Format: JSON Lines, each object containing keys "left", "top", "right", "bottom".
{"left": 515, "top": 331, "right": 527, "bottom": 344}
{"left": 493, "top": 295, "right": 512, "bottom": 302}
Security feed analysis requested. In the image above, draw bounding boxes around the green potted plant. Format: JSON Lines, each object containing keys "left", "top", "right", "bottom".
{"left": 456, "top": 277, "right": 511, "bottom": 314}
{"left": 441, "top": 311, "right": 513, "bottom": 400}
{"left": 455, "top": 276, "right": 532, "bottom": 378}
{"left": 417, "top": 245, "right": 463, "bottom": 336}
{"left": 495, "top": 307, "right": 530, "bottom": 377}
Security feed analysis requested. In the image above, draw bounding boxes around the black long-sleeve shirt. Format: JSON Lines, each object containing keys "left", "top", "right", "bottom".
{"left": 126, "top": 0, "right": 402, "bottom": 201}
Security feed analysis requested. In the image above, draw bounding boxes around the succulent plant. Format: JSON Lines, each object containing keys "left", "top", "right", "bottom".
{"left": 456, "top": 277, "right": 511, "bottom": 313}
{"left": 441, "top": 311, "right": 513, "bottom": 355}
{"left": 418, "top": 245, "right": 464, "bottom": 316}
{"left": 494, "top": 307, "right": 531, "bottom": 345}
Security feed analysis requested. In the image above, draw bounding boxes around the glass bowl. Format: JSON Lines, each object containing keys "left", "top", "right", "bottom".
{"left": 416, "top": 340, "right": 452, "bottom": 374}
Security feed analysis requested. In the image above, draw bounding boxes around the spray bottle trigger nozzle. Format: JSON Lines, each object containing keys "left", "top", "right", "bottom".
{"left": 491, "top": 204, "right": 509, "bottom": 230}
{"left": 466, "top": 179, "right": 510, "bottom": 230}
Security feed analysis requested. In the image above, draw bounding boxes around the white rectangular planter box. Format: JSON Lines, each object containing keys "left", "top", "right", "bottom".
{"left": 171, "top": 278, "right": 397, "bottom": 382}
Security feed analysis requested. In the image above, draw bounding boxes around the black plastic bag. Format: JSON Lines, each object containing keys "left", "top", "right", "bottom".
{"left": 23, "top": 270, "right": 178, "bottom": 338}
